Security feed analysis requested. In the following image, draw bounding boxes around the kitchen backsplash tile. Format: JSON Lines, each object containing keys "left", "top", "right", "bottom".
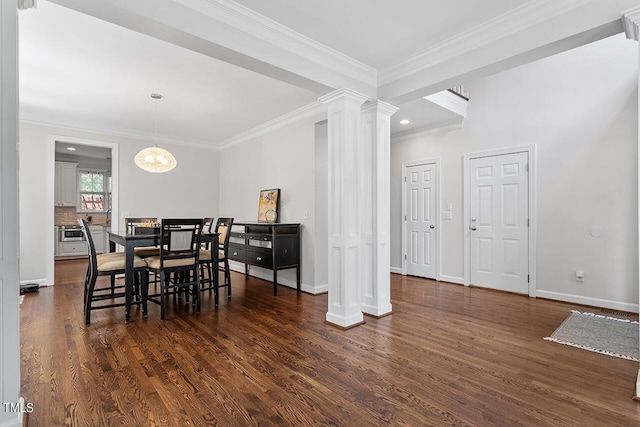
{"left": 55, "top": 206, "right": 108, "bottom": 226}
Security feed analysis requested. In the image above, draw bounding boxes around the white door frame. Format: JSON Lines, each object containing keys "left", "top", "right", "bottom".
{"left": 47, "top": 135, "right": 119, "bottom": 286}
{"left": 401, "top": 158, "right": 440, "bottom": 279}
{"left": 463, "top": 144, "right": 537, "bottom": 296}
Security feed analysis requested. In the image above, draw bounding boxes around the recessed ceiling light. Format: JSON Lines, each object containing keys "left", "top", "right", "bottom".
{"left": 400, "top": 119, "right": 411, "bottom": 125}
{"left": 66, "top": 147, "right": 76, "bottom": 151}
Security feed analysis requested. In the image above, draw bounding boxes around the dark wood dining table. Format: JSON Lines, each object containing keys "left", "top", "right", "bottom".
{"left": 107, "top": 229, "right": 219, "bottom": 323}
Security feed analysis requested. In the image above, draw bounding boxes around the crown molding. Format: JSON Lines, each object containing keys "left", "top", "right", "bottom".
{"left": 218, "top": 101, "right": 327, "bottom": 149}
{"left": 379, "top": 0, "right": 596, "bottom": 86}
{"left": 361, "top": 100, "right": 399, "bottom": 117}
{"left": 318, "top": 88, "right": 370, "bottom": 106}
{"left": 19, "top": 114, "right": 221, "bottom": 151}
{"left": 622, "top": 6, "right": 640, "bottom": 40}
{"left": 174, "top": 0, "right": 377, "bottom": 87}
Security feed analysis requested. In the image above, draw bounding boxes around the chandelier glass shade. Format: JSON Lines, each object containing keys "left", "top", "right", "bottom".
{"left": 135, "top": 93, "right": 176, "bottom": 173}
{"left": 134, "top": 146, "right": 177, "bottom": 173}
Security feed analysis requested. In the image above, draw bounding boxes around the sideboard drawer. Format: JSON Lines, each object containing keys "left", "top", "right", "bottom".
{"left": 246, "top": 249, "right": 272, "bottom": 268}
{"left": 227, "top": 245, "right": 246, "bottom": 262}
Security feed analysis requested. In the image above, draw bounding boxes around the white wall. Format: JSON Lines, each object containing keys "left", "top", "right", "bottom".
{"left": 314, "top": 121, "right": 328, "bottom": 290}
{"left": 1, "top": 0, "right": 22, "bottom": 424}
{"left": 219, "top": 114, "right": 325, "bottom": 293}
{"left": 391, "top": 34, "right": 639, "bottom": 311}
{"left": 19, "top": 121, "right": 220, "bottom": 284}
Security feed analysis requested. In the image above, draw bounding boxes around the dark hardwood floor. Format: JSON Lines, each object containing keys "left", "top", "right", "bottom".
{"left": 20, "top": 259, "right": 640, "bottom": 426}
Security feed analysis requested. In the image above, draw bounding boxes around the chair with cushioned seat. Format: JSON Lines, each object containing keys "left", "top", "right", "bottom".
{"left": 79, "top": 218, "right": 149, "bottom": 325}
{"left": 126, "top": 217, "right": 161, "bottom": 258}
{"left": 198, "top": 217, "right": 215, "bottom": 291}
{"left": 200, "top": 217, "right": 233, "bottom": 305}
{"left": 145, "top": 218, "right": 203, "bottom": 319}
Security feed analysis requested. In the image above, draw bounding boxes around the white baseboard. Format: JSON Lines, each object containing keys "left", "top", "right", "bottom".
{"left": 536, "top": 290, "right": 639, "bottom": 313}
{"left": 228, "top": 261, "right": 325, "bottom": 295}
{"left": 390, "top": 267, "right": 402, "bottom": 275}
{"left": 439, "top": 275, "right": 464, "bottom": 285}
{"left": 20, "top": 278, "right": 50, "bottom": 286}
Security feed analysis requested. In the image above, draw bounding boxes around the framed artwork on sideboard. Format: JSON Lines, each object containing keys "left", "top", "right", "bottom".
{"left": 257, "top": 188, "right": 280, "bottom": 223}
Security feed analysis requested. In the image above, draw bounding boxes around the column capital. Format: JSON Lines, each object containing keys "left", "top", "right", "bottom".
{"left": 622, "top": 6, "right": 640, "bottom": 41}
{"left": 361, "top": 100, "right": 399, "bottom": 117}
{"left": 318, "top": 88, "right": 369, "bottom": 106}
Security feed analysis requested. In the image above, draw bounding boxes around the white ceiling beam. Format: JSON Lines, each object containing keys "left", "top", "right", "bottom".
{"left": 378, "top": 0, "right": 634, "bottom": 104}
{"left": 47, "top": 0, "right": 377, "bottom": 98}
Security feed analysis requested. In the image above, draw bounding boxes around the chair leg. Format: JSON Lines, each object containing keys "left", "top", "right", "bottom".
{"left": 225, "top": 258, "right": 231, "bottom": 297}
{"left": 160, "top": 271, "right": 167, "bottom": 320}
{"left": 85, "top": 273, "right": 98, "bottom": 325}
{"left": 194, "top": 271, "right": 200, "bottom": 313}
{"left": 207, "top": 264, "right": 213, "bottom": 292}
{"left": 110, "top": 274, "right": 116, "bottom": 296}
{"left": 133, "top": 273, "right": 140, "bottom": 302}
{"left": 214, "top": 266, "right": 219, "bottom": 307}
{"left": 141, "top": 270, "right": 149, "bottom": 317}
{"left": 83, "top": 265, "right": 91, "bottom": 305}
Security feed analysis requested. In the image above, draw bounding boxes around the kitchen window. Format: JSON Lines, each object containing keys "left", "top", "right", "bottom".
{"left": 78, "top": 170, "right": 111, "bottom": 212}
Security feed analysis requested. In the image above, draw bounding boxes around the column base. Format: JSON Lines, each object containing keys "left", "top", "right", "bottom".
{"left": 325, "top": 311, "right": 365, "bottom": 329}
{"left": 362, "top": 303, "right": 393, "bottom": 318}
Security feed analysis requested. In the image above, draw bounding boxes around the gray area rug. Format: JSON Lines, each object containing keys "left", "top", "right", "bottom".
{"left": 544, "top": 310, "right": 639, "bottom": 361}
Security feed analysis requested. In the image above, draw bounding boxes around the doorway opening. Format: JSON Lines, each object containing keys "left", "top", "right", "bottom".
{"left": 47, "top": 135, "right": 119, "bottom": 286}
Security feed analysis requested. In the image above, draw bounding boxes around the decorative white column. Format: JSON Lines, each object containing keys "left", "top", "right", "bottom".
{"left": 360, "top": 101, "right": 398, "bottom": 317}
{"left": 0, "top": 0, "right": 23, "bottom": 425}
{"left": 622, "top": 6, "right": 640, "bottom": 401}
{"left": 319, "top": 88, "right": 369, "bottom": 329}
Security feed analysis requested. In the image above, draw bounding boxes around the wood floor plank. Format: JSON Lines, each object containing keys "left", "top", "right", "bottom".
{"left": 18, "top": 259, "right": 640, "bottom": 426}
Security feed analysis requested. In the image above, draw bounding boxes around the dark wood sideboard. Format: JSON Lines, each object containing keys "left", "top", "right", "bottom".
{"left": 228, "top": 222, "right": 301, "bottom": 295}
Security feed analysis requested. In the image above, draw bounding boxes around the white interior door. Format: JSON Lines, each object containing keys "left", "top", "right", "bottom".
{"left": 406, "top": 163, "right": 437, "bottom": 279}
{"left": 470, "top": 152, "right": 528, "bottom": 293}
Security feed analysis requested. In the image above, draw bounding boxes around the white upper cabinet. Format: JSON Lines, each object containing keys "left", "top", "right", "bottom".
{"left": 54, "top": 161, "right": 78, "bottom": 207}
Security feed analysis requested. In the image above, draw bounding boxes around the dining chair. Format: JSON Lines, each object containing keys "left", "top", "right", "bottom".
{"left": 78, "top": 218, "right": 149, "bottom": 325}
{"left": 199, "top": 217, "right": 233, "bottom": 304}
{"left": 203, "top": 217, "right": 215, "bottom": 234}
{"left": 145, "top": 218, "right": 204, "bottom": 319}
{"left": 199, "top": 217, "right": 218, "bottom": 301}
{"left": 125, "top": 217, "right": 161, "bottom": 258}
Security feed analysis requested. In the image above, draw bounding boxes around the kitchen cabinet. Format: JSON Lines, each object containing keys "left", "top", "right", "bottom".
{"left": 89, "top": 226, "right": 104, "bottom": 254}
{"left": 54, "top": 225, "right": 106, "bottom": 258}
{"left": 57, "top": 241, "right": 88, "bottom": 257}
{"left": 54, "top": 161, "right": 78, "bottom": 207}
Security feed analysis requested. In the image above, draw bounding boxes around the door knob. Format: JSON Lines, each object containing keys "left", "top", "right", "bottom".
{"left": 470, "top": 226, "right": 477, "bottom": 231}
{"left": 429, "top": 225, "right": 435, "bottom": 229}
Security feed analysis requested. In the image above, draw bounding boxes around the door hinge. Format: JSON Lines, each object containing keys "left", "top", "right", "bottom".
{"left": 526, "top": 163, "right": 529, "bottom": 172}
{"left": 527, "top": 218, "right": 530, "bottom": 227}
{"left": 404, "top": 176, "right": 407, "bottom": 182}
{"left": 527, "top": 275, "right": 530, "bottom": 283}
{"left": 404, "top": 215, "right": 407, "bottom": 221}
{"left": 404, "top": 254, "right": 407, "bottom": 260}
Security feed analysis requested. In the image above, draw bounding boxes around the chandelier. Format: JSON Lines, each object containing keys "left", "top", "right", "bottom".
{"left": 134, "top": 94, "right": 177, "bottom": 173}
